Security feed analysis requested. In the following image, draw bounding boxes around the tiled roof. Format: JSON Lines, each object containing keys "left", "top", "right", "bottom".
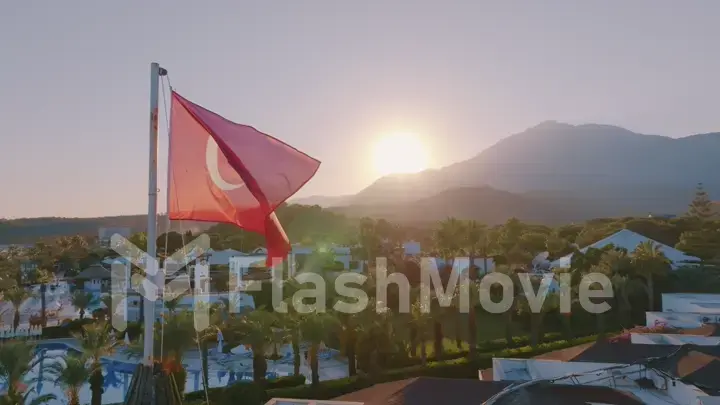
{"left": 333, "top": 378, "right": 511, "bottom": 405}
{"left": 73, "top": 264, "right": 111, "bottom": 280}
{"left": 570, "top": 341, "right": 720, "bottom": 395}
{"left": 331, "top": 377, "right": 647, "bottom": 405}
{"left": 682, "top": 324, "right": 720, "bottom": 337}
{"left": 486, "top": 381, "right": 645, "bottom": 405}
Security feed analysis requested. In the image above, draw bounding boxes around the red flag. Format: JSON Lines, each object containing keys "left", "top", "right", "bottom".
{"left": 168, "top": 91, "right": 320, "bottom": 263}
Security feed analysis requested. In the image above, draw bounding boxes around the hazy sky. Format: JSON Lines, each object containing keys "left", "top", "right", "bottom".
{"left": 1, "top": 1, "right": 719, "bottom": 218}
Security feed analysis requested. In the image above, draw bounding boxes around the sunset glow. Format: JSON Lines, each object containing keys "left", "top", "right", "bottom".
{"left": 372, "top": 132, "right": 429, "bottom": 176}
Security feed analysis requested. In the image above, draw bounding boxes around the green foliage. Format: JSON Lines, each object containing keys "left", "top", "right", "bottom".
{"left": 184, "top": 375, "right": 307, "bottom": 403}
{"left": 688, "top": 182, "right": 714, "bottom": 220}
{"left": 264, "top": 334, "right": 602, "bottom": 403}
{"left": 41, "top": 318, "right": 95, "bottom": 338}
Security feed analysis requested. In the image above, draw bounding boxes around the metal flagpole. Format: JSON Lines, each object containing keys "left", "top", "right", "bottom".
{"left": 144, "top": 62, "right": 167, "bottom": 366}
{"left": 125, "top": 62, "right": 181, "bottom": 405}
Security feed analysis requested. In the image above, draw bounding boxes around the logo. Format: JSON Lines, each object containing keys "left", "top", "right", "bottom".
{"left": 109, "top": 233, "right": 211, "bottom": 331}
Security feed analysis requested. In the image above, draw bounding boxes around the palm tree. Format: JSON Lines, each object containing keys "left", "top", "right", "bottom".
{"left": 631, "top": 241, "right": 671, "bottom": 311}
{"left": 333, "top": 310, "right": 361, "bottom": 376}
{"left": 432, "top": 217, "right": 467, "bottom": 358}
{"left": 516, "top": 291, "right": 560, "bottom": 348}
{"left": 43, "top": 353, "right": 92, "bottom": 405}
{"left": 164, "top": 291, "right": 187, "bottom": 314}
{"left": 27, "top": 270, "right": 54, "bottom": 327}
{"left": 357, "top": 218, "right": 381, "bottom": 269}
{"left": 277, "top": 304, "right": 303, "bottom": 376}
{"left": 0, "top": 341, "right": 56, "bottom": 405}
{"left": 494, "top": 265, "right": 523, "bottom": 347}
{"left": 127, "top": 310, "right": 198, "bottom": 394}
{"left": 409, "top": 296, "right": 433, "bottom": 365}
{"left": 230, "top": 309, "right": 276, "bottom": 385}
{"left": 465, "top": 220, "right": 490, "bottom": 277}
{"left": 98, "top": 293, "right": 124, "bottom": 322}
{"left": 298, "top": 312, "right": 339, "bottom": 388}
{"left": 75, "top": 321, "right": 120, "bottom": 405}
{"left": 3, "top": 287, "right": 29, "bottom": 330}
{"left": 355, "top": 300, "right": 398, "bottom": 378}
{"left": 454, "top": 279, "right": 481, "bottom": 358}
{"left": 71, "top": 291, "right": 98, "bottom": 320}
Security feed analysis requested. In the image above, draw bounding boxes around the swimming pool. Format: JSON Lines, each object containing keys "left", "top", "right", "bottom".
{"left": 17, "top": 342, "right": 293, "bottom": 405}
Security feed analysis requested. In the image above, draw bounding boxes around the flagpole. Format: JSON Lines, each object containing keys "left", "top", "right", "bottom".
{"left": 144, "top": 62, "right": 166, "bottom": 366}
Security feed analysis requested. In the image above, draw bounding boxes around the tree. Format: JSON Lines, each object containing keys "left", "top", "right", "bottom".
{"left": 75, "top": 321, "right": 119, "bottom": 405}
{"left": 298, "top": 312, "right": 339, "bottom": 388}
{"left": 545, "top": 231, "right": 572, "bottom": 260}
{"left": 434, "top": 217, "right": 466, "bottom": 260}
{"left": 676, "top": 228, "right": 720, "bottom": 262}
{"left": 408, "top": 294, "right": 433, "bottom": 365}
{"left": 43, "top": 353, "right": 92, "bottom": 405}
{"left": 25, "top": 268, "right": 53, "bottom": 327}
{"left": 71, "top": 291, "right": 98, "bottom": 320}
{"left": 229, "top": 310, "right": 276, "bottom": 385}
{"left": 0, "top": 341, "right": 55, "bottom": 405}
{"left": 517, "top": 291, "right": 559, "bottom": 348}
{"left": 454, "top": 279, "right": 481, "bottom": 358}
{"left": 333, "top": 309, "right": 361, "bottom": 377}
{"left": 0, "top": 246, "right": 26, "bottom": 287}
{"left": 2, "top": 287, "right": 29, "bottom": 330}
{"left": 277, "top": 304, "right": 303, "bottom": 376}
{"left": 465, "top": 220, "right": 490, "bottom": 277}
{"left": 631, "top": 241, "right": 671, "bottom": 311}
{"left": 688, "top": 183, "right": 714, "bottom": 220}
{"left": 355, "top": 300, "right": 398, "bottom": 378}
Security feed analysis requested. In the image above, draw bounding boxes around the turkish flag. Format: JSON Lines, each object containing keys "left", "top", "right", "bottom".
{"left": 168, "top": 91, "right": 320, "bottom": 263}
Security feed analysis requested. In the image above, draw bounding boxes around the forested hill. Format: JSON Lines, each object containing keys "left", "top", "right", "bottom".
{"left": 0, "top": 215, "right": 214, "bottom": 244}
{"left": 0, "top": 204, "right": 355, "bottom": 245}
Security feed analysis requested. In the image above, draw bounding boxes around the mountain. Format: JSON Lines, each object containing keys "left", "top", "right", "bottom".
{"left": 330, "top": 186, "right": 596, "bottom": 225}
{"left": 345, "top": 122, "right": 720, "bottom": 216}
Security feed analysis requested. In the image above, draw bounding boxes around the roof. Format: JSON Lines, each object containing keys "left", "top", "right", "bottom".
{"left": 647, "top": 346, "right": 720, "bottom": 394}
{"left": 332, "top": 377, "right": 648, "bottom": 405}
{"left": 550, "top": 229, "right": 700, "bottom": 268}
{"left": 333, "top": 378, "right": 511, "bottom": 405}
{"left": 206, "top": 249, "right": 243, "bottom": 265}
{"left": 679, "top": 324, "right": 720, "bottom": 337}
{"left": 485, "top": 381, "right": 645, "bottom": 405}
{"left": 73, "top": 264, "right": 112, "bottom": 280}
{"left": 570, "top": 341, "right": 720, "bottom": 395}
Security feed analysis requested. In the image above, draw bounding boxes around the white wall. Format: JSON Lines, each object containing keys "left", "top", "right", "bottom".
{"left": 663, "top": 294, "right": 720, "bottom": 314}
{"left": 631, "top": 333, "right": 720, "bottom": 346}
{"left": 492, "top": 359, "right": 645, "bottom": 386}
{"left": 646, "top": 311, "right": 720, "bottom": 328}
{"left": 83, "top": 278, "right": 104, "bottom": 292}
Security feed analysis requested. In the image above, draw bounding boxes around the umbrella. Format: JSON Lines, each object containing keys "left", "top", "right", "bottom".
{"left": 193, "top": 371, "right": 200, "bottom": 392}
{"left": 216, "top": 330, "right": 224, "bottom": 354}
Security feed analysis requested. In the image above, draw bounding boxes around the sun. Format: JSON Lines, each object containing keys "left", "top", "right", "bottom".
{"left": 372, "top": 132, "right": 429, "bottom": 176}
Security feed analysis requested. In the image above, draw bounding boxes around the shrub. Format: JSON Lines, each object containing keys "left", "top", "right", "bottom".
{"left": 185, "top": 374, "right": 307, "bottom": 403}
{"left": 266, "top": 334, "right": 602, "bottom": 402}
{"left": 383, "top": 329, "right": 602, "bottom": 369}
{"left": 42, "top": 318, "right": 94, "bottom": 338}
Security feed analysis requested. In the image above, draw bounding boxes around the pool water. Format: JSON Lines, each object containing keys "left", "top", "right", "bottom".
{"left": 20, "top": 344, "right": 282, "bottom": 405}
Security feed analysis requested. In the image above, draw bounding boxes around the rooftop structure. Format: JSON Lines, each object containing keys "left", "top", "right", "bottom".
{"left": 662, "top": 294, "right": 720, "bottom": 314}
{"left": 491, "top": 357, "right": 716, "bottom": 405}
{"left": 549, "top": 229, "right": 700, "bottom": 269}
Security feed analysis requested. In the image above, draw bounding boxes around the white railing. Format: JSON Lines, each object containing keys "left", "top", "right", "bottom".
{"left": 0, "top": 325, "right": 43, "bottom": 340}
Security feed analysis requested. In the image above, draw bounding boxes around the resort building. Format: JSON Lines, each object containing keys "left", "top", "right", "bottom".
{"left": 549, "top": 229, "right": 700, "bottom": 269}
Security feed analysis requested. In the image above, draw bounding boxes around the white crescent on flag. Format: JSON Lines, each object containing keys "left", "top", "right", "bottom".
{"left": 205, "top": 137, "right": 246, "bottom": 191}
